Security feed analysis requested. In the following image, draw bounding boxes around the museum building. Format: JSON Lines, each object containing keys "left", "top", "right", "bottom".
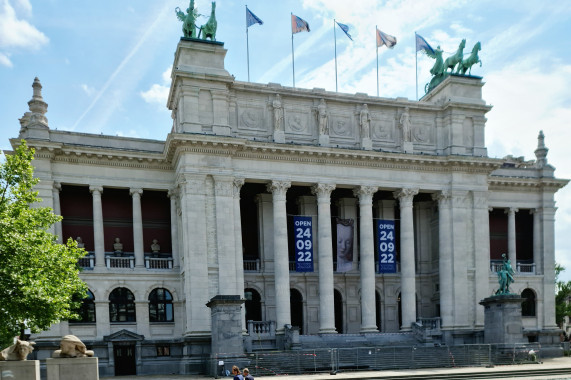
{"left": 11, "top": 38, "right": 568, "bottom": 376}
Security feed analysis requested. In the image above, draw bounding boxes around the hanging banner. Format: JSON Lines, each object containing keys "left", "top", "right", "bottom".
{"left": 336, "top": 218, "right": 354, "bottom": 272}
{"left": 377, "top": 219, "right": 396, "bottom": 273}
{"left": 293, "top": 216, "right": 314, "bottom": 272}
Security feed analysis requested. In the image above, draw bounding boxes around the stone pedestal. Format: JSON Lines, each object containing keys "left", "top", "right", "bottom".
{"left": 480, "top": 295, "right": 526, "bottom": 344}
{"left": 361, "top": 137, "right": 372, "bottom": 150}
{"left": 206, "top": 295, "right": 245, "bottom": 357}
{"left": 402, "top": 141, "right": 413, "bottom": 153}
{"left": 0, "top": 360, "right": 40, "bottom": 380}
{"left": 46, "top": 357, "right": 99, "bottom": 380}
{"left": 318, "top": 134, "right": 330, "bottom": 147}
{"left": 274, "top": 130, "right": 285, "bottom": 143}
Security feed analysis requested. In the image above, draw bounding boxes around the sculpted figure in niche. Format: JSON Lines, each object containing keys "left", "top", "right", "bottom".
{"left": 52, "top": 335, "right": 94, "bottom": 358}
{"left": 75, "top": 236, "right": 85, "bottom": 249}
{"left": 360, "top": 104, "right": 371, "bottom": 139}
{"left": 273, "top": 94, "right": 284, "bottom": 132}
{"left": 0, "top": 338, "right": 35, "bottom": 361}
{"left": 399, "top": 107, "right": 412, "bottom": 142}
{"left": 113, "top": 238, "right": 123, "bottom": 253}
{"left": 317, "top": 98, "right": 328, "bottom": 135}
{"left": 151, "top": 239, "right": 161, "bottom": 253}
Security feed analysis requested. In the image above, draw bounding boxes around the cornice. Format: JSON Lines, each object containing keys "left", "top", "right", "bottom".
{"left": 488, "top": 176, "right": 569, "bottom": 191}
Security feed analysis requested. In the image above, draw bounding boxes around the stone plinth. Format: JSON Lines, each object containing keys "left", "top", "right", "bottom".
{"left": 480, "top": 294, "right": 526, "bottom": 344}
{"left": 206, "top": 295, "right": 245, "bottom": 357}
{"left": 46, "top": 357, "right": 99, "bottom": 380}
{"left": 0, "top": 360, "right": 40, "bottom": 380}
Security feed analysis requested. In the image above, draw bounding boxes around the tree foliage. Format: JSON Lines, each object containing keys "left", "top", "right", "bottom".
{"left": 0, "top": 141, "right": 87, "bottom": 347}
{"left": 555, "top": 263, "right": 571, "bottom": 327}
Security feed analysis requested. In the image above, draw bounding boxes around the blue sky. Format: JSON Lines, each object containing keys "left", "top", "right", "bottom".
{"left": 1, "top": 0, "right": 571, "bottom": 279}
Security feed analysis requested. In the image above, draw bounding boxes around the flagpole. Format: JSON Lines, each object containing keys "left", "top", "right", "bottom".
{"left": 415, "top": 32, "right": 418, "bottom": 100}
{"left": 376, "top": 26, "right": 379, "bottom": 97}
{"left": 246, "top": 6, "right": 251, "bottom": 82}
{"left": 334, "top": 19, "right": 338, "bottom": 92}
{"left": 291, "top": 13, "right": 296, "bottom": 88}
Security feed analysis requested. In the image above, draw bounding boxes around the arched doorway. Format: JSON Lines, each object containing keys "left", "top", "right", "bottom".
{"left": 244, "top": 288, "right": 262, "bottom": 323}
{"left": 334, "top": 289, "right": 343, "bottom": 333}
{"left": 290, "top": 288, "right": 303, "bottom": 334}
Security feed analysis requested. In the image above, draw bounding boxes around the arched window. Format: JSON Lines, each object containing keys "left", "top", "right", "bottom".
{"left": 70, "top": 289, "right": 96, "bottom": 323}
{"left": 521, "top": 288, "right": 536, "bottom": 317}
{"left": 109, "top": 287, "right": 136, "bottom": 322}
{"left": 149, "top": 288, "right": 173, "bottom": 322}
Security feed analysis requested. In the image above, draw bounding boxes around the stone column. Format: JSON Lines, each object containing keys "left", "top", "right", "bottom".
{"left": 233, "top": 178, "right": 246, "bottom": 333}
{"left": 135, "top": 300, "right": 150, "bottom": 337}
{"left": 52, "top": 182, "right": 63, "bottom": 243}
{"left": 355, "top": 186, "right": 378, "bottom": 333}
{"left": 130, "top": 188, "right": 144, "bottom": 268}
{"left": 472, "top": 191, "right": 490, "bottom": 328}
{"left": 432, "top": 191, "right": 452, "bottom": 330}
{"left": 179, "top": 174, "right": 210, "bottom": 335}
{"left": 532, "top": 209, "right": 542, "bottom": 275}
{"left": 311, "top": 183, "right": 336, "bottom": 334}
{"left": 542, "top": 206, "right": 557, "bottom": 328}
{"left": 214, "top": 176, "right": 237, "bottom": 295}
{"left": 394, "top": 188, "right": 418, "bottom": 330}
{"left": 506, "top": 207, "right": 518, "bottom": 266}
{"left": 95, "top": 299, "right": 110, "bottom": 338}
{"left": 255, "top": 194, "right": 274, "bottom": 274}
{"left": 267, "top": 180, "right": 291, "bottom": 334}
{"left": 168, "top": 189, "right": 180, "bottom": 269}
{"left": 90, "top": 186, "right": 105, "bottom": 268}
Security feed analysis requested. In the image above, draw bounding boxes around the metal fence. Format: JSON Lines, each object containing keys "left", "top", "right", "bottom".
{"left": 213, "top": 343, "right": 541, "bottom": 378}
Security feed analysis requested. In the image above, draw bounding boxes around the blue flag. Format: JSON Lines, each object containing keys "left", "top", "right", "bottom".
{"left": 291, "top": 14, "right": 310, "bottom": 33}
{"left": 335, "top": 21, "right": 353, "bottom": 41}
{"left": 246, "top": 7, "right": 263, "bottom": 28}
{"left": 415, "top": 33, "right": 434, "bottom": 55}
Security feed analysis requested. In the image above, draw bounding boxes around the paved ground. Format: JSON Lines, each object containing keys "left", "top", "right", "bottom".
{"left": 101, "top": 356, "right": 571, "bottom": 379}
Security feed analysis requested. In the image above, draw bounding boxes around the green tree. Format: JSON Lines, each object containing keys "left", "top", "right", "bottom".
{"left": 0, "top": 140, "right": 87, "bottom": 347}
{"left": 555, "top": 263, "right": 571, "bottom": 327}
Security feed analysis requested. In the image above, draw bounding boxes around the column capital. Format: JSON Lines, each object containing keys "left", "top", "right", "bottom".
{"left": 179, "top": 174, "right": 206, "bottom": 195}
{"left": 393, "top": 187, "right": 418, "bottom": 205}
{"left": 89, "top": 185, "right": 103, "bottom": 194}
{"left": 267, "top": 180, "right": 291, "bottom": 200}
{"left": 505, "top": 207, "right": 519, "bottom": 215}
{"left": 213, "top": 177, "right": 234, "bottom": 197}
{"left": 129, "top": 188, "right": 143, "bottom": 197}
{"left": 311, "top": 183, "right": 336, "bottom": 200}
{"left": 53, "top": 182, "right": 61, "bottom": 191}
{"left": 233, "top": 178, "right": 245, "bottom": 198}
{"left": 431, "top": 190, "right": 451, "bottom": 207}
{"left": 167, "top": 187, "right": 179, "bottom": 198}
{"left": 353, "top": 185, "right": 377, "bottom": 202}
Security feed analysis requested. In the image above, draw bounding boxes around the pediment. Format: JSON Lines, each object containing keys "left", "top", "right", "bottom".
{"left": 104, "top": 329, "right": 144, "bottom": 342}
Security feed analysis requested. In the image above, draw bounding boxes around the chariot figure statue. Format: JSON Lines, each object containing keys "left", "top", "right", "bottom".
{"left": 176, "top": 0, "right": 200, "bottom": 38}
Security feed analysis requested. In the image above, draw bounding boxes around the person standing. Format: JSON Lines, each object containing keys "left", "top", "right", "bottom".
{"left": 232, "top": 365, "right": 243, "bottom": 380}
{"left": 243, "top": 368, "right": 254, "bottom": 380}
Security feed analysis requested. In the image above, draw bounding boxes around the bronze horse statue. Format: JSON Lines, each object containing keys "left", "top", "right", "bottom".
{"left": 175, "top": 0, "right": 199, "bottom": 38}
{"left": 443, "top": 38, "right": 466, "bottom": 74}
{"left": 198, "top": 2, "right": 217, "bottom": 41}
{"left": 457, "top": 41, "right": 481, "bottom": 75}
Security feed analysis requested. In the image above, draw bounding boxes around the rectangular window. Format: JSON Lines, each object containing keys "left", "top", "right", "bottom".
{"left": 156, "top": 345, "right": 170, "bottom": 357}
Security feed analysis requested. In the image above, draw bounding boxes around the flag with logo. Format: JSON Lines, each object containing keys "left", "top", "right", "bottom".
{"left": 246, "top": 6, "right": 263, "bottom": 27}
{"left": 376, "top": 28, "right": 397, "bottom": 48}
{"left": 292, "top": 14, "right": 310, "bottom": 33}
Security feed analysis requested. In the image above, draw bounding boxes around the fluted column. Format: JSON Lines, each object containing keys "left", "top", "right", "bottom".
{"left": 168, "top": 189, "right": 180, "bottom": 269}
{"left": 311, "top": 183, "right": 336, "bottom": 334}
{"left": 233, "top": 178, "right": 246, "bottom": 333}
{"left": 355, "top": 185, "right": 378, "bottom": 333}
{"left": 90, "top": 186, "right": 105, "bottom": 268}
{"left": 52, "top": 182, "right": 63, "bottom": 243}
{"left": 130, "top": 188, "right": 144, "bottom": 268}
{"left": 506, "top": 207, "right": 518, "bottom": 266}
{"left": 432, "top": 191, "right": 452, "bottom": 330}
{"left": 394, "top": 187, "right": 418, "bottom": 330}
{"left": 267, "top": 180, "right": 291, "bottom": 334}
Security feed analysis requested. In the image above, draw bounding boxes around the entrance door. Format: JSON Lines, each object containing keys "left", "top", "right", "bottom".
{"left": 114, "top": 344, "right": 136, "bottom": 376}
{"left": 290, "top": 289, "right": 303, "bottom": 334}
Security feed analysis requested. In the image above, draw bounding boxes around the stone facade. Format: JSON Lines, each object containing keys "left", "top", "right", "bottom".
{"left": 9, "top": 39, "right": 568, "bottom": 376}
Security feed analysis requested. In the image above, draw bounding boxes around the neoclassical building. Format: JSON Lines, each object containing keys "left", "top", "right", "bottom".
{"left": 11, "top": 38, "right": 567, "bottom": 376}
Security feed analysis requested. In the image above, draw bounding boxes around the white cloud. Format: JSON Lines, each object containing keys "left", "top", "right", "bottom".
{"left": 140, "top": 66, "right": 172, "bottom": 107}
{"left": 0, "top": 0, "right": 48, "bottom": 49}
{"left": 0, "top": 51, "right": 12, "bottom": 67}
{"left": 81, "top": 84, "right": 95, "bottom": 97}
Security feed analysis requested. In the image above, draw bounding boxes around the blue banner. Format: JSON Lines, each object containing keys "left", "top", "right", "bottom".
{"left": 377, "top": 220, "right": 396, "bottom": 273}
{"left": 293, "top": 216, "right": 314, "bottom": 272}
